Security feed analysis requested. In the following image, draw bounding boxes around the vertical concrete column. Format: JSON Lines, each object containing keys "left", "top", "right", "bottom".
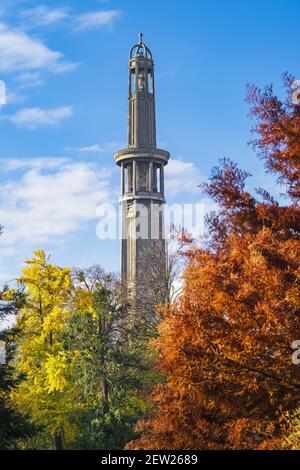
{"left": 160, "top": 162, "right": 164, "bottom": 195}
{"left": 134, "top": 61, "right": 139, "bottom": 148}
{"left": 149, "top": 161, "right": 153, "bottom": 192}
{"left": 145, "top": 63, "right": 149, "bottom": 94}
{"left": 133, "top": 160, "right": 136, "bottom": 195}
{"left": 121, "top": 162, "right": 124, "bottom": 195}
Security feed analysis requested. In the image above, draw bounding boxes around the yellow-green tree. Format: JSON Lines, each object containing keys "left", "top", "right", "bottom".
{"left": 10, "top": 250, "right": 76, "bottom": 449}
{"left": 284, "top": 410, "right": 300, "bottom": 449}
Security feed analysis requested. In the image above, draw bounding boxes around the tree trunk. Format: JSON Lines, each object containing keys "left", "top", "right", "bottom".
{"left": 53, "top": 433, "right": 63, "bottom": 450}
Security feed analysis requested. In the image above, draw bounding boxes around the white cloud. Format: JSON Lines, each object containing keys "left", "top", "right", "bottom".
{"left": 0, "top": 157, "right": 70, "bottom": 171}
{"left": 0, "top": 0, "right": 18, "bottom": 18}
{"left": 14, "top": 70, "right": 44, "bottom": 88}
{"left": 19, "top": 6, "right": 69, "bottom": 28}
{"left": 0, "top": 22, "right": 77, "bottom": 77}
{"left": 17, "top": 6, "right": 121, "bottom": 33}
{"left": 5, "top": 89, "right": 27, "bottom": 104}
{"left": 72, "top": 144, "right": 104, "bottom": 153}
{"left": 74, "top": 10, "right": 122, "bottom": 32}
{"left": 66, "top": 142, "right": 124, "bottom": 153}
{"left": 7, "top": 106, "right": 74, "bottom": 129}
{"left": 51, "top": 61, "right": 78, "bottom": 75}
{"left": 165, "top": 159, "right": 204, "bottom": 196}
{"left": 0, "top": 158, "right": 112, "bottom": 247}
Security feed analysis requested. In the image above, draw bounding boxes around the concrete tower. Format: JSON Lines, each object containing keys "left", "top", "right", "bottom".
{"left": 114, "top": 33, "right": 170, "bottom": 304}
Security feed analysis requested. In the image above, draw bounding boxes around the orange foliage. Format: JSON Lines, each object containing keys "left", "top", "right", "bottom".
{"left": 126, "top": 75, "right": 300, "bottom": 450}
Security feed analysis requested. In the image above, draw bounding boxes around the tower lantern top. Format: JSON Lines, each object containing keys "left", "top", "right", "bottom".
{"left": 130, "top": 32, "right": 152, "bottom": 60}
{"left": 114, "top": 33, "right": 170, "bottom": 160}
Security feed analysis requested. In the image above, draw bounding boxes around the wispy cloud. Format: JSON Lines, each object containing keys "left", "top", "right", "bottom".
{"left": 6, "top": 106, "right": 74, "bottom": 129}
{"left": 16, "top": 5, "right": 121, "bottom": 33}
{"left": 74, "top": 10, "right": 122, "bottom": 32}
{"left": 14, "top": 71, "right": 44, "bottom": 88}
{"left": 5, "top": 88, "right": 27, "bottom": 105}
{"left": 0, "top": 158, "right": 112, "bottom": 246}
{"left": 71, "top": 144, "right": 104, "bottom": 153}
{"left": 66, "top": 142, "right": 124, "bottom": 153}
{"left": 0, "top": 157, "right": 70, "bottom": 172}
{"left": 0, "top": 0, "right": 19, "bottom": 18}
{"left": 18, "top": 6, "right": 70, "bottom": 28}
{"left": 0, "top": 22, "right": 77, "bottom": 78}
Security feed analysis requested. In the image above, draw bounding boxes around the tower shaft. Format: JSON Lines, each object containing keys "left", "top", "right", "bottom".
{"left": 114, "top": 34, "right": 170, "bottom": 308}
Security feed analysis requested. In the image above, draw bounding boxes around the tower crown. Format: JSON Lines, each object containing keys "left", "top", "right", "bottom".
{"left": 129, "top": 32, "right": 152, "bottom": 60}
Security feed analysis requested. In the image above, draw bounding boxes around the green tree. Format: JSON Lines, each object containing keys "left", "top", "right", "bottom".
{"left": 0, "top": 227, "right": 36, "bottom": 449}
{"left": 63, "top": 267, "right": 154, "bottom": 449}
{"left": 0, "top": 296, "right": 36, "bottom": 449}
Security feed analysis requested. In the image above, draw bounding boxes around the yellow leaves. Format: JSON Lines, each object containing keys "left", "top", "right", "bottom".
{"left": 9, "top": 250, "right": 75, "bottom": 437}
{"left": 20, "top": 249, "right": 71, "bottom": 305}
{"left": 42, "top": 306, "right": 69, "bottom": 336}
{"left": 72, "top": 288, "right": 96, "bottom": 319}
{"left": 1, "top": 287, "right": 17, "bottom": 302}
{"left": 44, "top": 352, "right": 68, "bottom": 393}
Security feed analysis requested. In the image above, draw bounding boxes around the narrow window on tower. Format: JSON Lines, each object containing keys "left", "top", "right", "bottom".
{"left": 153, "top": 163, "right": 161, "bottom": 193}
{"left": 137, "top": 162, "right": 149, "bottom": 192}
{"left": 156, "top": 165, "right": 161, "bottom": 192}
{"left": 130, "top": 69, "right": 135, "bottom": 94}
{"left": 137, "top": 68, "right": 146, "bottom": 92}
{"left": 148, "top": 69, "right": 153, "bottom": 94}
{"left": 124, "top": 163, "right": 133, "bottom": 193}
{"left": 124, "top": 165, "right": 127, "bottom": 192}
{"left": 159, "top": 210, "right": 163, "bottom": 239}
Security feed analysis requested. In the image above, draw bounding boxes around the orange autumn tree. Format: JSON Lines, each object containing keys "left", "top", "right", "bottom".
{"left": 127, "top": 74, "right": 300, "bottom": 450}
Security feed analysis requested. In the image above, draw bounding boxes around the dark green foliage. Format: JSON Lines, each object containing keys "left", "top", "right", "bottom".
{"left": 0, "top": 331, "right": 36, "bottom": 449}
{"left": 0, "top": 285, "right": 25, "bottom": 318}
{"left": 63, "top": 277, "right": 155, "bottom": 449}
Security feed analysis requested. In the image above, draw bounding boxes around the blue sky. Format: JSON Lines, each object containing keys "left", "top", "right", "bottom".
{"left": 0, "top": 0, "right": 299, "bottom": 284}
